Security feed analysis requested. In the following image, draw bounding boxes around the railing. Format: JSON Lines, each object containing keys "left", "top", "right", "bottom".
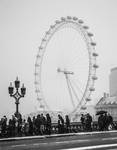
{"left": 0, "top": 121, "right": 117, "bottom": 138}
{"left": 51, "top": 121, "right": 99, "bottom": 134}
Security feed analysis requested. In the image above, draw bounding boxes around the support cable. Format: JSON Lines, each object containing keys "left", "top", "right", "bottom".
{"left": 69, "top": 77, "right": 84, "bottom": 96}
{"left": 67, "top": 77, "right": 81, "bottom": 104}
{"left": 65, "top": 74, "right": 75, "bottom": 109}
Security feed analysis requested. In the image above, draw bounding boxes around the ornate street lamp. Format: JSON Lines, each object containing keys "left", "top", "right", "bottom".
{"left": 8, "top": 77, "right": 26, "bottom": 118}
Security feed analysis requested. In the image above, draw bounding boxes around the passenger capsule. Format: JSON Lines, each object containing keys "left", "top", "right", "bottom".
{"left": 86, "top": 98, "right": 91, "bottom": 101}
{"left": 89, "top": 87, "right": 95, "bottom": 91}
{"left": 83, "top": 26, "right": 89, "bottom": 29}
{"left": 37, "top": 54, "right": 41, "bottom": 58}
{"left": 46, "top": 31, "right": 50, "bottom": 34}
{"left": 39, "top": 46, "right": 43, "bottom": 49}
{"left": 37, "top": 98, "right": 42, "bottom": 101}
{"left": 42, "top": 38, "right": 46, "bottom": 42}
{"left": 91, "top": 42, "right": 96, "bottom": 46}
{"left": 40, "top": 104, "right": 44, "bottom": 108}
{"left": 50, "top": 25, "right": 55, "bottom": 28}
{"left": 73, "top": 17, "right": 78, "bottom": 21}
{"left": 35, "top": 63, "right": 40, "bottom": 67}
{"left": 93, "top": 64, "right": 99, "bottom": 68}
{"left": 92, "top": 76, "right": 98, "bottom": 80}
{"left": 92, "top": 52, "right": 98, "bottom": 57}
{"left": 55, "top": 20, "right": 60, "bottom": 24}
{"left": 61, "top": 17, "right": 66, "bottom": 21}
{"left": 67, "top": 16, "right": 72, "bottom": 19}
{"left": 57, "top": 68, "right": 61, "bottom": 72}
{"left": 35, "top": 89, "right": 40, "bottom": 93}
{"left": 81, "top": 106, "right": 87, "bottom": 110}
{"left": 34, "top": 81, "right": 39, "bottom": 85}
{"left": 35, "top": 71, "right": 39, "bottom": 75}
{"left": 87, "top": 32, "right": 93, "bottom": 37}
{"left": 78, "top": 19, "right": 84, "bottom": 24}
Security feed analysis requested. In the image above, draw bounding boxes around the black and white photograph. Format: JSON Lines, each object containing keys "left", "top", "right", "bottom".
{"left": 0, "top": 0, "right": 117, "bottom": 149}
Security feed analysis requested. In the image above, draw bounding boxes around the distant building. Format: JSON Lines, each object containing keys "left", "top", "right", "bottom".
{"left": 95, "top": 93, "right": 117, "bottom": 121}
{"left": 95, "top": 67, "right": 117, "bottom": 121}
{"left": 109, "top": 67, "right": 117, "bottom": 96}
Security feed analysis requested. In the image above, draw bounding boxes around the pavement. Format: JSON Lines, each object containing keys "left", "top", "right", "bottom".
{"left": 1, "top": 130, "right": 117, "bottom": 150}
{"left": 0, "top": 130, "right": 117, "bottom": 142}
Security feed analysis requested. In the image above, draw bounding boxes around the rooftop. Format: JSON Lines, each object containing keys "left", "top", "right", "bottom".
{"left": 96, "top": 96, "right": 117, "bottom": 108}
{"left": 111, "top": 67, "right": 117, "bottom": 72}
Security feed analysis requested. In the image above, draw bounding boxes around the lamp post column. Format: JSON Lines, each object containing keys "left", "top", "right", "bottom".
{"left": 15, "top": 99, "right": 19, "bottom": 117}
{"left": 8, "top": 77, "right": 26, "bottom": 118}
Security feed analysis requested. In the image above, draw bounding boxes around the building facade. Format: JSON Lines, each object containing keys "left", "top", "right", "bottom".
{"left": 95, "top": 93, "right": 117, "bottom": 121}
{"left": 95, "top": 67, "right": 117, "bottom": 121}
{"left": 109, "top": 67, "right": 117, "bottom": 97}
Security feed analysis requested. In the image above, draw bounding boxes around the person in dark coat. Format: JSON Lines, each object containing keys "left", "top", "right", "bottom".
{"left": 1, "top": 116, "right": 7, "bottom": 136}
{"left": 65, "top": 115, "right": 70, "bottom": 133}
{"left": 32, "top": 116, "right": 37, "bottom": 135}
{"left": 40, "top": 114, "right": 46, "bottom": 135}
{"left": 8, "top": 119, "right": 12, "bottom": 137}
{"left": 106, "top": 113, "right": 113, "bottom": 130}
{"left": 45, "top": 113, "right": 51, "bottom": 135}
{"left": 11, "top": 115, "right": 16, "bottom": 136}
{"left": 98, "top": 114, "right": 104, "bottom": 131}
{"left": 85, "top": 113, "right": 92, "bottom": 131}
{"left": 103, "top": 113, "right": 108, "bottom": 131}
{"left": 17, "top": 114, "right": 22, "bottom": 136}
{"left": 58, "top": 114, "right": 64, "bottom": 134}
{"left": 27, "top": 117, "right": 33, "bottom": 136}
{"left": 80, "top": 114, "right": 85, "bottom": 131}
{"left": 35, "top": 114, "right": 41, "bottom": 135}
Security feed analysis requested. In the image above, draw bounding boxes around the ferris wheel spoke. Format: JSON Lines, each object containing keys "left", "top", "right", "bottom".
{"left": 65, "top": 74, "right": 76, "bottom": 109}
{"left": 67, "top": 76, "right": 81, "bottom": 103}
{"left": 69, "top": 77, "right": 84, "bottom": 96}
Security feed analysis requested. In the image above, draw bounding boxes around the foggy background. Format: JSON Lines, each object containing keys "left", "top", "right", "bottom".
{"left": 0, "top": 0, "right": 117, "bottom": 118}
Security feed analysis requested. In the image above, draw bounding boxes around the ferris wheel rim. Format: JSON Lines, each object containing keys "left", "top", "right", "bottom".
{"left": 35, "top": 16, "right": 98, "bottom": 115}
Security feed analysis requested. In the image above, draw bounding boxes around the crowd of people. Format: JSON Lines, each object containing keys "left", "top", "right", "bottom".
{"left": 0, "top": 112, "right": 115, "bottom": 138}
{"left": 98, "top": 112, "right": 114, "bottom": 131}
{"left": 0, "top": 113, "right": 71, "bottom": 138}
{"left": 80, "top": 112, "right": 115, "bottom": 132}
{"left": 80, "top": 113, "right": 93, "bottom": 132}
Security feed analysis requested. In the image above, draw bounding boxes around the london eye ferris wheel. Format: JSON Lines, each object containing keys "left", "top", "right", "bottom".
{"left": 34, "top": 16, "right": 98, "bottom": 118}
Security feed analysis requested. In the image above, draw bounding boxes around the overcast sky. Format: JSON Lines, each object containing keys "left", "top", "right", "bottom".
{"left": 0, "top": 0, "right": 117, "bottom": 118}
